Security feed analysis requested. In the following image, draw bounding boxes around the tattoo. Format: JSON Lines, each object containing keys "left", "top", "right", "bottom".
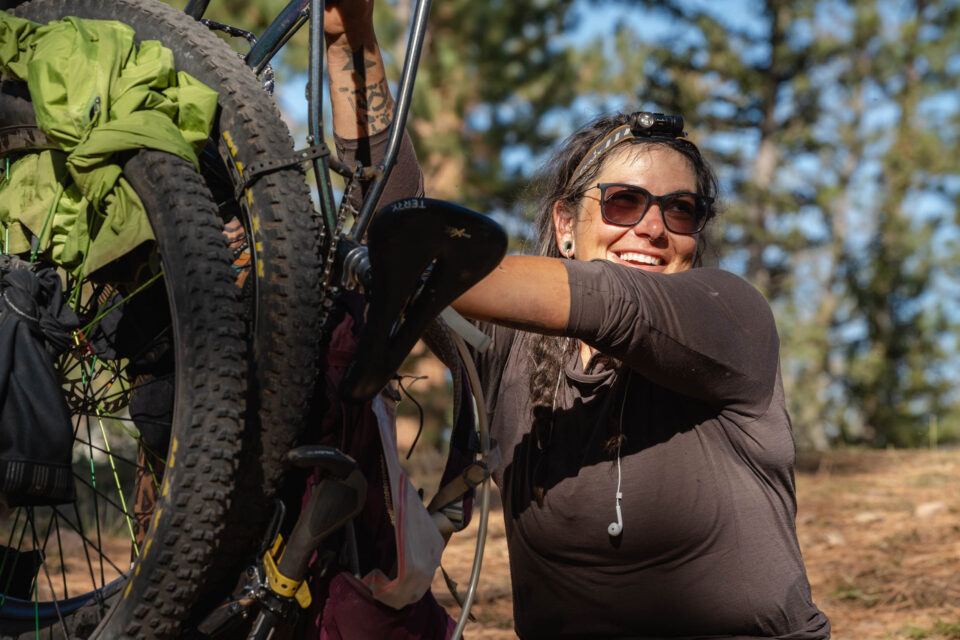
{"left": 339, "top": 45, "right": 376, "bottom": 73}
{"left": 339, "top": 78, "right": 394, "bottom": 131}
{"left": 338, "top": 45, "right": 394, "bottom": 133}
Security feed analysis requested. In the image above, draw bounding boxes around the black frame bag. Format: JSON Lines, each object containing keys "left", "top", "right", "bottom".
{"left": 0, "top": 256, "right": 79, "bottom": 507}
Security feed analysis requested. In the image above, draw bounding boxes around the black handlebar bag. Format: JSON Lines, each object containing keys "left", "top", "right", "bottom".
{"left": 0, "top": 256, "right": 79, "bottom": 507}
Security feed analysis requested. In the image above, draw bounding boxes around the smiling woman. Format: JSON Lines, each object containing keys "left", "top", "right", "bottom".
{"left": 326, "top": 3, "right": 829, "bottom": 632}
{"left": 555, "top": 147, "right": 702, "bottom": 272}
{"left": 445, "top": 112, "right": 832, "bottom": 639}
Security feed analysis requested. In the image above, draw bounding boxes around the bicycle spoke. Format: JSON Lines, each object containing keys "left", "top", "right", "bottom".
{"left": 56, "top": 353, "right": 86, "bottom": 381}
{"left": 73, "top": 411, "right": 171, "bottom": 432}
{"left": 143, "top": 452, "right": 162, "bottom": 491}
{"left": 49, "top": 505, "right": 127, "bottom": 579}
{"left": 80, "top": 272, "right": 163, "bottom": 336}
{"left": 68, "top": 352, "right": 142, "bottom": 556}
{"left": 82, "top": 416, "right": 107, "bottom": 589}
{"left": 88, "top": 321, "right": 173, "bottom": 370}
{"left": 94, "top": 410, "right": 139, "bottom": 554}
{"left": 35, "top": 508, "right": 61, "bottom": 597}
{"left": 70, "top": 436, "right": 160, "bottom": 472}
{"left": 31, "top": 539, "right": 38, "bottom": 636}
{"left": 66, "top": 355, "right": 128, "bottom": 416}
{"left": 67, "top": 502, "right": 108, "bottom": 615}
{"left": 95, "top": 374, "right": 171, "bottom": 408}
{"left": 62, "top": 326, "right": 174, "bottom": 424}
{"left": 70, "top": 474, "right": 138, "bottom": 526}
{"left": 0, "top": 509, "right": 28, "bottom": 609}
{"left": 67, "top": 271, "right": 109, "bottom": 314}
{"left": 67, "top": 356, "right": 171, "bottom": 485}
{"left": 27, "top": 509, "right": 71, "bottom": 638}
{"left": 53, "top": 510, "right": 69, "bottom": 599}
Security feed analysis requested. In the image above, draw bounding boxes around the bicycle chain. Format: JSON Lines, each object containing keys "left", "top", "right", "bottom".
{"left": 317, "top": 175, "right": 360, "bottom": 332}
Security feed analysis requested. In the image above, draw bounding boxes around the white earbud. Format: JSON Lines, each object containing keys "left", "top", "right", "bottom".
{"left": 607, "top": 372, "right": 629, "bottom": 538}
{"left": 607, "top": 492, "right": 623, "bottom": 536}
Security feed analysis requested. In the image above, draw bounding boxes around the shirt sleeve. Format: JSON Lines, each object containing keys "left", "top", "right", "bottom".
{"left": 563, "top": 260, "right": 781, "bottom": 417}
{"left": 334, "top": 127, "right": 425, "bottom": 212}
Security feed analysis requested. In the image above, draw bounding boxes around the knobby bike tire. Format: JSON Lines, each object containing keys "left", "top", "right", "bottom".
{"left": 0, "top": 147, "right": 247, "bottom": 638}
{"left": 10, "top": 0, "right": 326, "bottom": 611}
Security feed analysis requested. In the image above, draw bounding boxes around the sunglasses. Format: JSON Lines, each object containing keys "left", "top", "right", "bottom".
{"left": 590, "top": 183, "right": 712, "bottom": 235}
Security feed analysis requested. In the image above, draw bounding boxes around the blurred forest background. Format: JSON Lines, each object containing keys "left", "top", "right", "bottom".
{"left": 165, "top": 0, "right": 960, "bottom": 453}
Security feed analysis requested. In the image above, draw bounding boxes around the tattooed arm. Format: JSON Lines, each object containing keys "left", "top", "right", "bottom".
{"left": 324, "top": 0, "right": 394, "bottom": 139}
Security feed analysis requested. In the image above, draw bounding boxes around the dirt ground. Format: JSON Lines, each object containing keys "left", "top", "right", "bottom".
{"left": 30, "top": 439, "right": 958, "bottom": 639}
{"left": 430, "top": 448, "right": 960, "bottom": 639}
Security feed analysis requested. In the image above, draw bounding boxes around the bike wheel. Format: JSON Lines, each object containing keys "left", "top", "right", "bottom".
{"left": 0, "top": 146, "right": 246, "bottom": 638}
{"left": 10, "top": 0, "right": 325, "bottom": 591}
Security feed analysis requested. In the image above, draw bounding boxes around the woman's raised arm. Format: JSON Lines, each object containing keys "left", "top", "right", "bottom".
{"left": 324, "top": 0, "right": 393, "bottom": 139}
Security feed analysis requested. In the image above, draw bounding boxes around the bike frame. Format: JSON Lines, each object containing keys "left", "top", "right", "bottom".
{"left": 181, "top": 3, "right": 490, "bottom": 639}
{"left": 189, "top": 0, "right": 432, "bottom": 243}
{"left": 185, "top": 0, "right": 490, "bottom": 639}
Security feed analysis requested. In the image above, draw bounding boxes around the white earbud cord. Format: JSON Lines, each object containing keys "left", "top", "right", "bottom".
{"left": 543, "top": 339, "right": 568, "bottom": 451}
{"left": 615, "top": 441, "right": 622, "bottom": 507}
{"left": 610, "top": 370, "right": 630, "bottom": 536}
{"left": 616, "top": 370, "right": 627, "bottom": 503}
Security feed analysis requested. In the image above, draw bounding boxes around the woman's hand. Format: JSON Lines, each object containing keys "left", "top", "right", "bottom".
{"left": 324, "top": 0, "right": 376, "bottom": 47}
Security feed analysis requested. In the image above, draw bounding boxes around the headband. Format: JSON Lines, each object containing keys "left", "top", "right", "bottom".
{"left": 569, "top": 112, "right": 697, "bottom": 186}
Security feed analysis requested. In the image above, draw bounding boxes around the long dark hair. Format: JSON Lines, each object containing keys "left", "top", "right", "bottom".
{"left": 523, "top": 112, "right": 720, "bottom": 480}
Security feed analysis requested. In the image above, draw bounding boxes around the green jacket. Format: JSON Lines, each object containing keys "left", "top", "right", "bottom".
{"left": 0, "top": 11, "right": 217, "bottom": 276}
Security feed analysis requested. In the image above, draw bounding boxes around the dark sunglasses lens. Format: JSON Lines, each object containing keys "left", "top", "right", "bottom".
{"left": 602, "top": 186, "right": 649, "bottom": 225}
{"left": 662, "top": 195, "right": 703, "bottom": 234}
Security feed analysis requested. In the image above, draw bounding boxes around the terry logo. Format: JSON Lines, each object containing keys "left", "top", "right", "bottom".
{"left": 392, "top": 198, "right": 425, "bottom": 211}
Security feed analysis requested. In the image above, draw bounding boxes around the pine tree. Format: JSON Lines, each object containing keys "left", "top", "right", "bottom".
{"left": 572, "top": 0, "right": 960, "bottom": 448}
{"left": 834, "top": 0, "right": 960, "bottom": 446}
{"left": 382, "top": 0, "right": 580, "bottom": 216}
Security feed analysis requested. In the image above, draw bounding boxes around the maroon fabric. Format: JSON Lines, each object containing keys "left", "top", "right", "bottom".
{"left": 301, "top": 300, "right": 457, "bottom": 639}
{"left": 315, "top": 572, "right": 455, "bottom": 640}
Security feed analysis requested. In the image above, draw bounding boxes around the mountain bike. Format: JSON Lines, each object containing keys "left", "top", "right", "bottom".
{"left": 0, "top": 0, "right": 503, "bottom": 638}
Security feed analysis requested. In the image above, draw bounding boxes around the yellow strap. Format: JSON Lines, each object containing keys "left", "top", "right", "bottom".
{"left": 293, "top": 581, "right": 313, "bottom": 609}
{"left": 262, "top": 535, "right": 313, "bottom": 608}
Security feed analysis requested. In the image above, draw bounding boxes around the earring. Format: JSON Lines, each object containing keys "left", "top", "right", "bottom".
{"left": 561, "top": 239, "right": 574, "bottom": 258}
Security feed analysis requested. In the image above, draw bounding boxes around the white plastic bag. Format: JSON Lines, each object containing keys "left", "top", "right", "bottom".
{"left": 361, "top": 395, "right": 445, "bottom": 609}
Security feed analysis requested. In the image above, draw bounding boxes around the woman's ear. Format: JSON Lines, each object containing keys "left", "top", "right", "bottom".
{"left": 553, "top": 201, "right": 575, "bottom": 256}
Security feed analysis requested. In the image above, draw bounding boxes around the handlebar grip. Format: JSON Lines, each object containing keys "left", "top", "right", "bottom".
{"left": 276, "top": 468, "right": 367, "bottom": 582}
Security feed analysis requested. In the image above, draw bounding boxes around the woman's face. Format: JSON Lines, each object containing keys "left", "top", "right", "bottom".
{"left": 554, "top": 145, "right": 699, "bottom": 273}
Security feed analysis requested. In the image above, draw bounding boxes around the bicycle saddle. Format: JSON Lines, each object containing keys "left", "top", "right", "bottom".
{"left": 340, "top": 198, "right": 507, "bottom": 402}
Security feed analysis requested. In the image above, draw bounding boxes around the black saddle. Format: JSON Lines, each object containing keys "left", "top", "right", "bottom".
{"left": 339, "top": 198, "right": 507, "bottom": 401}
